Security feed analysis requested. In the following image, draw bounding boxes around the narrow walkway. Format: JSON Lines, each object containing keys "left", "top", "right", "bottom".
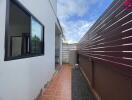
{"left": 40, "top": 64, "right": 71, "bottom": 100}
{"left": 40, "top": 64, "right": 93, "bottom": 100}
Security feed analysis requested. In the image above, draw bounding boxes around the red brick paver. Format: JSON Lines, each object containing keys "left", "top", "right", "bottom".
{"left": 40, "top": 64, "right": 72, "bottom": 100}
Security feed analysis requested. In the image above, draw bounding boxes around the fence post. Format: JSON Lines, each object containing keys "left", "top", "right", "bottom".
{"left": 91, "top": 59, "right": 95, "bottom": 88}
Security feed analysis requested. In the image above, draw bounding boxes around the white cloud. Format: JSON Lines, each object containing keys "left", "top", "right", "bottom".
{"left": 57, "top": 0, "right": 102, "bottom": 43}
{"left": 58, "top": 0, "right": 103, "bottom": 17}
{"left": 61, "top": 19, "right": 94, "bottom": 43}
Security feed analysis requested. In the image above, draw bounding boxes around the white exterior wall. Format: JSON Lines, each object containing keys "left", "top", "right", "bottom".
{"left": 50, "top": 0, "right": 57, "bottom": 14}
{"left": 0, "top": 0, "right": 57, "bottom": 100}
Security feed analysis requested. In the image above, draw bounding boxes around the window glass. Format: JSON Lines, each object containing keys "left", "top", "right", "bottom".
{"left": 8, "top": 1, "right": 30, "bottom": 57}
{"left": 31, "top": 18, "right": 43, "bottom": 54}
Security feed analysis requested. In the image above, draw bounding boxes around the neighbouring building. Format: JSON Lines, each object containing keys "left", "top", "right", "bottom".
{"left": 0, "top": 0, "right": 63, "bottom": 100}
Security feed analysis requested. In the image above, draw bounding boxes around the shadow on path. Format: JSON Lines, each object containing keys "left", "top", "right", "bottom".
{"left": 72, "top": 68, "right": 94, "bottom": 100}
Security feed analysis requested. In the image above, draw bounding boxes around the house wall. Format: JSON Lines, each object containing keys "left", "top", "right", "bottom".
{"left": 0, "top": 0, "right": 57, "bottom": 100}
{"left": 50, "top": 0, "right": 57, "bottom": 14}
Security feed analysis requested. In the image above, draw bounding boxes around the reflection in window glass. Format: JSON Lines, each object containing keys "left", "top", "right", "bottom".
{"left": 8, "top": 1, "right": 30, "bottom": 57}
{"left": 31, "top": 18, "right": 43, "bottom": 54}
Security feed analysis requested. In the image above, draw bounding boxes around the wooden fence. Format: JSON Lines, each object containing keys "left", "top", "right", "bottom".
{"left": 78, "top": 0, "right": 132, "bottom": 100}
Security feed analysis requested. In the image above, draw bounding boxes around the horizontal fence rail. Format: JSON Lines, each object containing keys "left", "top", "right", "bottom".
{"left": 78, "top": 0, "right": 132, "bottom": 76}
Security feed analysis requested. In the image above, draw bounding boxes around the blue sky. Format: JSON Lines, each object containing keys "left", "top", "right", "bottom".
{"left": 57, "top": 0, "right": 113, "bottom": 43}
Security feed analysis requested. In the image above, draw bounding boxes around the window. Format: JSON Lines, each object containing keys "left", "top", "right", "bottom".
{"left": 5, "top": 0, "right": 44, "bottom": 60}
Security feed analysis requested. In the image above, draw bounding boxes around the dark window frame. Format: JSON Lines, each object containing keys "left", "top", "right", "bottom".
{"left": 5, "top": 0, "right": 45, "bottom": 61}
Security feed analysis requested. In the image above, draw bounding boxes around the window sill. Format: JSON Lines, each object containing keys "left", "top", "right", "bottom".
{"left": 4, "top": 53, "right": 44, "bottom": 61}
